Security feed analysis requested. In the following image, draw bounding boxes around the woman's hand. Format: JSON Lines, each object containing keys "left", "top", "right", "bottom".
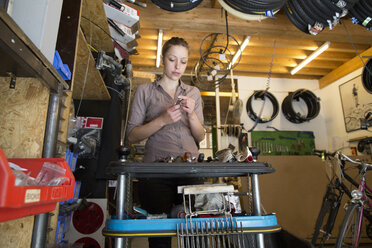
{"left": 178, "top": 95, "right": 195, "bottom": 116}
{"left": 160, "top": 104, "right": 182, "bottom": 125}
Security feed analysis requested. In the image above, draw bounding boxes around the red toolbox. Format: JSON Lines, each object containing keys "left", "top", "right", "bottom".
{"left": 0, "top": 149, "right": 75, "bottom": 222}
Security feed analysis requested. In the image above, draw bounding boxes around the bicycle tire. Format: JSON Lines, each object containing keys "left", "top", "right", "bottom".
{"left": 151, "top": 0, "right": 203, "bottom": 12}
{"left": 335, "top": 203, "right": 363, "bottom": 248}
{"left": 284, "top": 1, "right": 309, "bottom": 34}
{"left": 312, "top": 189, "right": 340, "bottom": 247}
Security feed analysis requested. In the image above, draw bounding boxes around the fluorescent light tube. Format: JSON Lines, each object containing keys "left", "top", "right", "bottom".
{"left": 231, "top": 36, "right": 250, "bottom": 67}
{"left": 291, "top": 41, "right": 330, "bottom": 75}
{"left": 156, "top": 29, "right": 163, "bottom": 68}
{"left": 228, "top": 36, "right": 250, "bottom": 70}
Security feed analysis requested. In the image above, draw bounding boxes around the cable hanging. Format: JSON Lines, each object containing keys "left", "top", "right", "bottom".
{"left": 191, "top": 10, "right": 242, "bottom": 91}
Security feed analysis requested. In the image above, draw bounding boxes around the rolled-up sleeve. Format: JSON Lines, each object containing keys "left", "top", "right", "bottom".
{"left": 126, "top": 85, "right": 147, "bottom": 137}
{"left": 193, "top": 87, "right": 204, "bottom": 127}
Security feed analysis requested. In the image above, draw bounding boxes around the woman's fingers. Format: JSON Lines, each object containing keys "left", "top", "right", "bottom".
{"left": 177, "top": 96, "right": 195, "bottom": 113}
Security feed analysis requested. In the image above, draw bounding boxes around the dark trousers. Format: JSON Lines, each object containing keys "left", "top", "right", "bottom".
{"left": 138, "top": 178, "right": 203, "bottom": 248}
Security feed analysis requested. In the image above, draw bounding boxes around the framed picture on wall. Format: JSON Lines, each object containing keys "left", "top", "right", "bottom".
{"left": 339, "top": 75, "right": 372, "bottom": 132}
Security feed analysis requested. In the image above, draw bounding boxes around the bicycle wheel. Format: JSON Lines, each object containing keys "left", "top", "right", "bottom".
{"left": 312, "top": 190, "right": 339, "bottom": 246}
{"left": 336, "top": 203, "right": 363, "bottom": 248}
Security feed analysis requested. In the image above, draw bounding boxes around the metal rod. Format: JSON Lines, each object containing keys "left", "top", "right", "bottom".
{"left": 239, "top": 222, "right": 245, "bottom": 248}
{"left": 42, "top": 90, "right": 61, "bottom": 158}
{"left": 210, "top": 219, "right": 216, "bottom": 248}
{"left": 190, "top": 216, "right": 195, "bottom": 248}
{"left": 185, "top": 217, "right": 191, "bottom": 248}
{"left": 177, "top": 224, "right": 181, "bottom": 248}
{"left": 195, "top": 220, "right": 200, "bottom": 248}
{"left": 115, "top": 174, "right": 127, "bottom": 248}
{"left": 31, "top": 90, "right": 62, "bottom": 248}
{"left": 201, "top": 221, "right": 206, "bottom": 248}
{"left": 31, "top": 213, "right": 49, "bottom": 248}
{"left": 206, "top": 220, "right": 211, "bottom": 248}
{"left": 251, "top": 174, "right": 265, "bottom": 248}
{"left": 234, "top": 219, "right": 242, "bottom": 248}
{"left": 181, "top": 223, "right": 185, "bottom": 248}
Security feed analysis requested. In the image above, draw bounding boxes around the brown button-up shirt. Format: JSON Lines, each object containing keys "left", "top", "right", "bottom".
{"left": 127, "top": 80, "right": 204, "bottom": 162}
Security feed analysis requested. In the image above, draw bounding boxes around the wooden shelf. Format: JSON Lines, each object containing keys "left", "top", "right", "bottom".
{"left": 81, "top": 0, "right": 114, "bottom": 53}
{"left": 72, "top": 28, "right": 110, "bottom": 100}
{"left": 0, "top": 8, "right": 68, "bottom": 92}
{"left": 56, "top": 0, "right": 113, "bottom": 101}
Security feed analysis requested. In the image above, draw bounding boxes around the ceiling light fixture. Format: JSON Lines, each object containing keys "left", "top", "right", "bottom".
{"left": 230, "top": 36, "right": 250, "bottom": 68}
{"left": 291, "top": 41, "right": 331, "bottom": 75}
{"left": 156, "top": 29, "right": 163, "bottom": 68}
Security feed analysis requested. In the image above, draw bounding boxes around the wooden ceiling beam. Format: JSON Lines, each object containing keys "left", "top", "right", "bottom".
{"left": 319, "top": 47, "right": 372, "bottom": 88}
{"left": 131, "top": 3, "right": 372, "bottom": 44}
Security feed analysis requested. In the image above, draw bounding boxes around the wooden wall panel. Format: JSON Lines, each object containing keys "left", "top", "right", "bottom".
{"left": 0, "top": 76, "right": 49, "bottom": 247}
{"left": 0, "top": 217, "right": 34, "bottom": 248}
{"left": 0, "top": 77, "right": 49, "bottom": 158}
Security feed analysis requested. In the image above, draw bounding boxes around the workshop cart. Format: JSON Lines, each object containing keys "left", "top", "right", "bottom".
{"left": 103, "top": 158, "right": 280, "bottom": 248}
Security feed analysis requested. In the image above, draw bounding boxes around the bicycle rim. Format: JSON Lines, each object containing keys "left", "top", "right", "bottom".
{"left": 336, "top": 203, "right": 363, "bottom": 248}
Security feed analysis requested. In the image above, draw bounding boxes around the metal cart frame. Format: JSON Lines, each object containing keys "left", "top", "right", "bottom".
{"left": 104, "top": 161, "right": 280, "bottom": 248}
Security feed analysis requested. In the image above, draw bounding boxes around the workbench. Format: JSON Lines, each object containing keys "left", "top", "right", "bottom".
{"left": 103, "top": 161, "right": 280, "bottom": 248}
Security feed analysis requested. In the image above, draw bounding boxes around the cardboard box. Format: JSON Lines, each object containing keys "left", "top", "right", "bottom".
{"left": 103, "top": 2, "right": 140, "bottom": 33}
{"left": 108, "top": 21, "right": 138, "bottom": 48}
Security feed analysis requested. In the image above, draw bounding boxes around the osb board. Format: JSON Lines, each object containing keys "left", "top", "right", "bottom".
{"left": 72, "top": 28, "right": 110, "bottom": 100}
{"left": 0, "top": 77, "right": 49, "bottom": 158}
{"left": 0, "top": 216, "right": 34, "bottom": 248}
{"left": 81, "top": 0, "right": 114, "bottom": 53}
{"left": 58, "top": 91, "right": 73, "bottom": 143}
{"left": 241, "top": 155, "right": 371, "bottom": 242}
{"left": 46, "top": 204, "right": 59, "bottom": 248}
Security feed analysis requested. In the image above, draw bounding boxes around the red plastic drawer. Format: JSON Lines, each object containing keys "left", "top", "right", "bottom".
{"left": 0, "top": 149, "right": 75, "bottom": 222}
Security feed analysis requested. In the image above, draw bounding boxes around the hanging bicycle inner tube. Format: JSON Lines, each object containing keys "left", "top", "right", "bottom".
{"left": 362, "top": 58, "right": 372, "bottom": 94}
{"left": 281, "top": 89, "right": 321, "bottom": 124}
{"left": 246, "top": 90, "right": 279, "bottom": 123}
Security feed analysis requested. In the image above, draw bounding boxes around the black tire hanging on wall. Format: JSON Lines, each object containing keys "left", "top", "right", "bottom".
{"left": 246, "top": 90, "right": 279, "bottom": 123}
{"left": 281, "top": 89, "right": 321, "bottom": 124}
{"left": 151, "top": 0, "right": 203, "bottom": 12}
{"left": 362, "top": 58, "right": 372, "bottom": 94}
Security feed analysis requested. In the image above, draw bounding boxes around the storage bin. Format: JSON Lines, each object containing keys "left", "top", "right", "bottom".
{"left": 0, "top": 149, "right": 75, "bottom": 222}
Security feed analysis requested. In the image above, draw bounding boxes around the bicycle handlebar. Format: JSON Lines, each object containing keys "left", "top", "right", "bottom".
{"left": 338, "top": 153, "right": 372, "bottom": 168}
{"left": 313, "top": 149, "right": 336, "bottom": 159}
{"left": 313, "top": 149, "right": 372, "bottom": 168}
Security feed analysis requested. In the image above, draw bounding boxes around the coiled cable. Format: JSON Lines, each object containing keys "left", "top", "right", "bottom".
{"left": 246, "top": 90, "right": 279, "bottom": 123}
{"left": 151, "top": 0, "right": 203, "bottom": 12}
{"left": 281, "top": 89, "right": 321, "bottom": 123}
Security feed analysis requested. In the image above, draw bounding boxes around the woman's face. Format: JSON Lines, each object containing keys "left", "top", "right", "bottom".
{"left": 162, "top": 45, "right": 188, "bottom": 82}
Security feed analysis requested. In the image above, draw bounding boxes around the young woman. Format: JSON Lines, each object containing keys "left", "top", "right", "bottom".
{"left": 126, "top": 37, "right": 205, "bottom": 248}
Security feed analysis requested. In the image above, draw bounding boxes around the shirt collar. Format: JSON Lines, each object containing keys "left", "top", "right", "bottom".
{"left": 154, "top": 79, "right": 187, "bottom": 93}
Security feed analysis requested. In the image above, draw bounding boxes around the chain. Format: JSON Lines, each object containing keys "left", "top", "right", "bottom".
{"left": 265, "top": 40, "right": 276, "bottom": 90}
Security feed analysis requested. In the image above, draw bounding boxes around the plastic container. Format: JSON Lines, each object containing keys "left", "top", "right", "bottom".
{"left": 53, "top": 50, "right": 71, "bottom": 80}
{"left": 0, "top": 149, "right": 75, "bottom": 222}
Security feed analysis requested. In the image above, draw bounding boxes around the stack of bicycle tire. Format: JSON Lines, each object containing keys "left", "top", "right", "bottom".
{"left": 284, "top": 0, "right": 359, "bottom": 35}
{"left": 217, "top": 0, "right": 287, "bottom": 20}
{"left": 348, "top": 0, "right": 372, "bottom": 30}
{"left": 151, "top": 0, "right": 203, "bottom": 12}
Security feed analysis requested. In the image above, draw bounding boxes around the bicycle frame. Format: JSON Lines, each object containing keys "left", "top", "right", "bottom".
{"left": 350, "top": 165, "right": 372, "bottom": 246}
{"left": 312, "top": 151, "right": 372, "bottom": 247}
